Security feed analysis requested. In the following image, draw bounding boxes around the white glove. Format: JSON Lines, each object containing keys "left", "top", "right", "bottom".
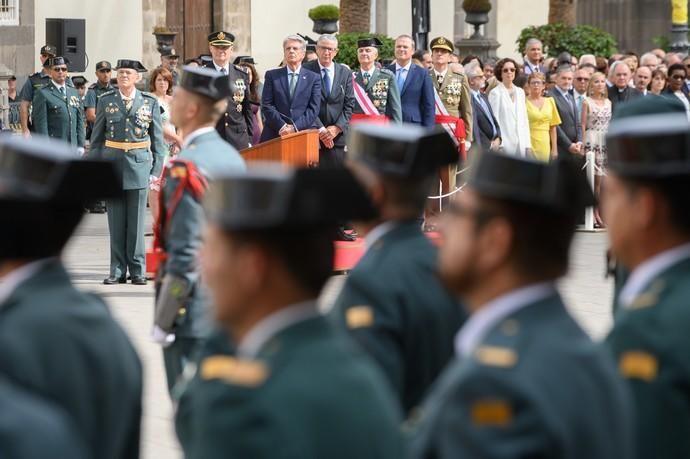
{"left": 151, "top": 325, "right": 176, "bottom": 348}
{"left": 464, "top": 140, "right": 472, "bottom": 151}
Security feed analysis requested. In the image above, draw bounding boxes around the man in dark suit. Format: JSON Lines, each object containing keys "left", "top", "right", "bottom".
{"left": 387, "top": 34, "right": 434, "bottom": 127}
{"left": 465, "top": 62, "right": 501, "bottom": 152}
{"left": 607, "top": 61, "right": 642, "bottom": 114}
{"left": 203, "top": 31, "right": 253, "bottom": 150}
{"left": 302, "top": 34, "right": 355, "bottom": 167}
{"left": 547, "top": 65, "right": 583, "bottom": 160}
{"left": 260, "top": 34, "right": 321, "bottom": 142}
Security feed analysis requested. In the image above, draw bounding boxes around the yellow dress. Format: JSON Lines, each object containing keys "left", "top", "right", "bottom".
{"left": 526, "top": 97, "right": 562, "bottom": 162}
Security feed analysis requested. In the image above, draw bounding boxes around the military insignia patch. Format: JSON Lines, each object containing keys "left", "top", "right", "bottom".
{"left": 471, "top": 399, "right": 512, "bottom": 426}
{"left": 619, "top": 351, "right": 658, "bottom": 382}
{"left": 200, "top": 355, "right": 268, "bottom": 387}
{"left": 69, "top": 96, "right": 79, "bottom": 107}
{"left": 475, "top": 346, "right": 518, "bottom": 368}
{"left": 346, "top": 305, "right": 374, "bottom": 328}
{"left": 170, "top": 165, "right": 187, "bottom": 179}
{"left": 218, "top": 31, "right": 225, "bottom": 40}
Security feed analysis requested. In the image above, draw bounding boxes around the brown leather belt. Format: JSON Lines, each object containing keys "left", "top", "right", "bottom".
{"left": 105, "top": 140, "right": 150, "bottom": 152}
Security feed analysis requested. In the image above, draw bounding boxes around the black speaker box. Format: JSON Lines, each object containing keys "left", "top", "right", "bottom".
{"left": 46, "top": 18, "right": 86, "bottom": 72}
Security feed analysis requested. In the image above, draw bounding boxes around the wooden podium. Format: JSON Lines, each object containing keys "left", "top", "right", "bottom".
{"left": 241, "top": 129, "right": 320, "bottom": 166}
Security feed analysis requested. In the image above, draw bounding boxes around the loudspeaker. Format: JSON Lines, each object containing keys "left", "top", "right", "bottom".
{"left": 46, "top": 18, "right": 86, "bottom": 72}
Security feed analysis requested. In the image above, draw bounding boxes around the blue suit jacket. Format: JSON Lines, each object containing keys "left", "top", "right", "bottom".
{"left": 387, "top": 63, "right": 435, "bottom": 127}
{"left": 260, "top": 66, "right": 321, "bottom": 142}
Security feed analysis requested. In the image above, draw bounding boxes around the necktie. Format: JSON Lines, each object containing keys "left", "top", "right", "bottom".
{"left": 397, "top": 68, "right": 406, "bottom": 90}
{"left": 437, "top": 73, "right": 444, "bottom": 86}
{"left": 576, "top": 95, "right": 585, "bottom": 119}
{"left": 123, "top": 96, "right": 132, "bottom": 112}
{"left": 322, "top": 68, "right": 331, "bottom": 97}
{"left": 220, "top": 67, "right": 227, "bottom": 75}
{"left": 474, "top": 93, "right": 497, "bottom": 138}
{"left": 362, "top": 72, "right": 370, "bottom": 86}
{"left": 289, "top": 72, "right": 298, "bottom": 99}
{"left": 59, "top": 86, "right": 65, "bottom": 98}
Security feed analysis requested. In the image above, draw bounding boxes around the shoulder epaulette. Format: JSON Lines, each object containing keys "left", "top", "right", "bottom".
{"left": 200, "top": 355, "right": 269, "bottom": 387}
{"left": 233, "top": 64, "right": 248, "bottom": 74}
{"left": 141, "top": 91, "right": 157, "bottom": 100}
{"left": 88, "top": 83, "right": 98, "bottom": 90}
{"left": 100, "top": 89, "right": 117, "bottom": 98}
{"left": 379, "top": 68, "right": 395, "bottom": 77}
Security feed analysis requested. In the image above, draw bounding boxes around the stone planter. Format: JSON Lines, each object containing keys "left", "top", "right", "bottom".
{"left": 464, "top": 12, "right": 489, "bottom": 39}
{"left": 312, "top": 19, "right": 338, "bottom": 34}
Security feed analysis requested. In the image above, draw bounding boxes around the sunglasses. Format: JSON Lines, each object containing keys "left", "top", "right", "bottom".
{"left": 575, "top": 77, "right": 590, "bottom": 82}
{"left": 671, "top": 74, "right": 686, "bottom": 80}
{"left": 53, "top": 67, "right": 68, "bottom": 72}
{"left": 98, "top": 69, "right": 112, "bottom": 73}
{"left": 502, "top": 67, "right": 516, "bottom": 73}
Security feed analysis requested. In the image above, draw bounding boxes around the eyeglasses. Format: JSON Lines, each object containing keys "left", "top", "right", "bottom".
{"left": 529, "top": 80, "right": 544, "bottom": 85}
{"left": 502, "top": 67, "right": 516, "bottom": 73}
{"left": 317, "top": 46, "right": 336, "bottom": 52}
{"left": 575, "top": 77, "right": 590, "bottom": 82}
{"left": 53, "top": 67, "right": 68, "bottom": 72}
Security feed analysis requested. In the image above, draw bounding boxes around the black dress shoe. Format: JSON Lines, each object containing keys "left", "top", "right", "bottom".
{"left": 103, "top": 276, "right": 126, "bottom": 285}
{"left": 131, "top": 276, "right": 148, "bottom": 285}
{"left": 335, "top": 228, "right": 357, "bottom": 242}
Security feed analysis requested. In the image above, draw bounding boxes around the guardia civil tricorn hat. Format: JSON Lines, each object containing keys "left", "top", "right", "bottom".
{"left": 115, "top": 59, "right": 147, "bottom": 72}
{"left": 357, "top": 37, "right": 383, "bottom": 49}
{"left": 179, "top": 66, "right": 233, "bottom": 101}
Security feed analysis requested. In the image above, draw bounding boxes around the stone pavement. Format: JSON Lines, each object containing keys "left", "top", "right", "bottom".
{"left": 62, "top": 213, "right": 615, "bottom": 459}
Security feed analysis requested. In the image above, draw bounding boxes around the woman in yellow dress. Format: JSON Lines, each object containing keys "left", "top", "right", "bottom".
{"left": 525, "top": 72, "right": 561, "bottom": 161}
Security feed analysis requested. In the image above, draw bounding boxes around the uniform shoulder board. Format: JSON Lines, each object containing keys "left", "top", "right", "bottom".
{"left": 379, "top": 68, "right": 395, "bottom": 77}
{"left": 346, "top": 305, "right": 374, "bottom": 329}
{"left": 141, "top": 91, "right": 157, "bottom": 100}
{"left": 200, "top": 355, "right": 269, "bottom": 387}
{"left": 88, "top": 83, "right": 98, "bottom": 90}
{"left": 474, "top": 345, "right": 518, "bottom": 368}
{"left": 234, "top": 64, "right": 248, "bottom": 74}
{"left": 100, "top": 89, "right": 117, "bottom": 98}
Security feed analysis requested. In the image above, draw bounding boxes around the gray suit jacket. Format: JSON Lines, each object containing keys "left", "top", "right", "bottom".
{"left": 547, "top": 89, "right": 582, "bottom": 157}
{"left": 303, "top": 60, "right": 355, "bottom": 148}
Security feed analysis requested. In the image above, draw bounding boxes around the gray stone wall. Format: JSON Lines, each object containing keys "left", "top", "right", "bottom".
{"left": 214, "top": 0, "right": 251, "bottom": 55}
{"left": 0, "top": 0, "right": 36, "bottom": 79}
{"left": 142, "top": 0, "right": 167, "bottom": 70}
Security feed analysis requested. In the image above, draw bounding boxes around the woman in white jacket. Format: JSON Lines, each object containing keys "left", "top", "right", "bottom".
{"left": 488, "top": 58, "right": 533, "bottom": 157}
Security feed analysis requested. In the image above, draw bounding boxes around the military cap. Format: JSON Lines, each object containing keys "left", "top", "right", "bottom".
{"left": 0, "top": 135, "right": 119, "bottom": 203}
{"left": 357, "top": 37, "right": 383, "bottom": 49}
{"left": 430, "top": 36, "right": 454, "bottom": 53}
{"left": 467, "top": 152, "right": 595, "bottom": 218}
{"left": 162, "top": 48, "right": 180, "bottom": 58}
{"left": 71, "top": 76, "right": 88, "bottom": 87}
{"left": 95, "top": 60, "right": 112, "bottom": 71}
{"left": 208, "top": 31, "right": 235, "bottom": 47}
{"left": 347, "top": 123, "right": 458, "bottom": 178}
{"left": 178, "top": 66, "right": 233, "bottom": 101}
{"left": 607, "top": 96, "right": 690, "bottom": 177}
{"left": 114, "top": 59, "right": 147, "bottom": 72}
{"left": 40, "top": 44, "right": 57, "bottom": 57}
{"left": 205, "top": 166, "right": 377, "bottom": 231}
{"left": 47, "top": 56, "right": 68, "bottom": 68}
{"left": 233, "top": 55, "right": 256, "bottom": 65}
{"left": 198, "top": 54, "right": 213, "bottom": 65}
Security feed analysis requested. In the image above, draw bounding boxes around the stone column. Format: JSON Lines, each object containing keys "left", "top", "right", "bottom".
{"left": 142, "top": 0, "right": 167, "bottom": 70}
{"left": 0, "top": 65, "right": 12, "bottom": 131}
{"left": 214, "top": 0, "right": 252, "bottom": 56}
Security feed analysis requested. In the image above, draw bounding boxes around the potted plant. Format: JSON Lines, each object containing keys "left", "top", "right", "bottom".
{"left": 153, "top": 26, "right": 178, "bottom": 56}
{"left": 462, "top": 0, "right": 492, "bottom": 39}
{"left": 308, "top": 4, "right": 340, "bottom": 34}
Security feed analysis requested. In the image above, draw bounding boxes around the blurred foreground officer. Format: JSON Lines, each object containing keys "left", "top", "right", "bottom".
{"left": 153, "top": 66, "right": 246, "bottom": 393}
{"left": 91, "top": 59, "right": 166, "bottom": 285}
{"left": 0, "top": 378, "right": 87, "bottom": 458}
{"left": 330, "top": 124, "right": 465, "bottom": 415}
{"left": 408, "top": 153, "right": 634, "bottom": 459}
{"left": 32, "top": 56, "right": 85, "bottom": 149}
{"left": 174, "top": 167, "right": 403, "bottom": 459}
{"left": 0, "top": 136, "right": 143, "bottom": 458}
{"left": 604, "top": 97, "right": 690, "bottom": 458}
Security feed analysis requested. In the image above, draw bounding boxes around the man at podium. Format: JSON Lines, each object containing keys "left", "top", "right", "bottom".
{"left": 260, "top": 34, "right": 321, "bottom": 142}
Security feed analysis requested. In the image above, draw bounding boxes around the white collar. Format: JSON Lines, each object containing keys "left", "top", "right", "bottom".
{"left": 575, "top": 90, "right": 587, "bottom": 98}
{"left": 455, "top": 282, "right": 555, "bottom": 358}
{"left": 363, "top": 221, "right": 397, "bottom": 250}
{"left": 214, "top": 63, "right": 230, "bottom": 73}
{"left": 0, "top": 259, "right": 53, "bottom": 310}
{"left": 619, "top": 243, "right": 690, "bottom": 308}
{"left": 237, "top": 301, "right": 318, "bottom": 358}
{"left": 286, "top": 66, "right": 302, "bottom": 74}
{"left": 52, "top": 81, "right": 66, "bottom": 91}
{"left": 556, "top": 86, "right": 571, "bottom": 98}
{"left": 318, "top": 62, "right": 335, "bottom": 73}
{"left": 181, "top": 126, "right": 216, "bottom": 149}
{"left": 434, "top": 67, "right": 447, "bottom": 78}
{"left": 119, "top": 89, "right": 137, "bottom": 99}
{"left": 360, "top": 66, "right": 376, "bottom": 75}
{"left": 395, "top": 61, "right": 412, "bottom": 72}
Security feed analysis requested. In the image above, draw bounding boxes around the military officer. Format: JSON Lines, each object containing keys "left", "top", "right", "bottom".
{"left": 329, "top": 124, "right": 465, "bottom": 415}
{"left": 85, "top": 61, "right": 116, "bottom": 127}
{"left": 425, "top": 36, "right": 474, "bottom": 231}
{"left": 91, "top": 59, "right": 166, "bottom": 285}
{"left": 0, "top": 135, "right": 143, "bottom": 459}
{"left": 353, "top": 37, "right": 402, "bottom": 123}
{"left": 603, "top": 97, "right": 690, "bottom": 458}
{"left": 160, "top": 48, "right": 181, "bottom": 86}
{"left": 32, "top": 56, "right": 85, "bottom": 149}
{"left": 408, "top": 152, "right": 634, "bottom": 459}
{"left": 153, "top": 66, "right": 246, "bottom": 393}
{"left": 174, "top": 166, "right": 403, "bottom": 458}
{"left": 203, "top": 31, "right": 254, "bottom": 150}
{"left": 18, "top": 44, "right": 56, "bottom": 135}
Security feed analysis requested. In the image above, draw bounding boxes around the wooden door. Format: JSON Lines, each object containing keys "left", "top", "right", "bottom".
{"left": 166, "top": 0, "right": 213, "bottom": 60}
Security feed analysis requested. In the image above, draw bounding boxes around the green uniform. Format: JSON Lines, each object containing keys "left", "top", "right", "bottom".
{"left": 155, "top": 128, "right": 246, "bottom": 391}
{"left": 84, "top": 81, "right": 116, "bottom": 110}
{"left": 431, "top": 68, "right": 473, "bottom": 142}
{"left": 0, "top": 378, "right": 88, "bottom": 458}
{"left": 32, "top": 82, "right": 85, "bottom": 147}
{"left": 606, "top": 253, "right": 690, "bottom": 459}
{"left": 0, "top": 260, "right": 143, "bottom": 459}
{"left": 354, "top": 67, "right": 403, "bottom": 123}
{"left": 175, "top": 307, "right": 404, "bottom": 459}
{"left": 330, "top": 222, "right": 466, "bottom": 414}
{"left": 90, "top": 89, "right": 166, "bottom": 279}
{"left": 18, "top": 70, "right": 74, "bottom": 131}
{"left": 409, "top": 289, "right": 635, "bottom": 459}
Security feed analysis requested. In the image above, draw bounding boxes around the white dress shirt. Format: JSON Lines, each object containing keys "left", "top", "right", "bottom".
{"left": 214, "top": 63, "right": 230, "bottom": 74}
{"left": 395, "top": 61, "right": 412, "bottom": 87}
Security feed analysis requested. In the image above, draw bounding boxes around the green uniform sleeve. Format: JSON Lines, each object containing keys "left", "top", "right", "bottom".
{"left": 84, "top": 89, "right": 97, "bottom": 109}
{"left": 31, "top": 90, "right": 48, "bottom": 135}
{"left": 148, "top": 97, "right": 166, "bottom": 177}
{"left": 18, "top": 78, "right": 34, "bottom": 102}
{"left": 386, "top": 76, "right": 403, "bottom": 124}
{"left": 77, "top": 101, "right": 85, "bottom": 147}
{"left": 89, "top": 98, "right": 106, "bottom": 158}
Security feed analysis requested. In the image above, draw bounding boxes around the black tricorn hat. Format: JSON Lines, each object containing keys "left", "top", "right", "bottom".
{"left": 47, "top": 56, "right": 68, "bottom": 67}
{"left": 467, "top": 152, "right": 596, "bottom": 217}
{"left": 179, "top": 66, "right": 233, "bottom": 101}
{"left": 347, "top": 123, "right": 458, "bottom": 177}
{"left": 0, "top": 135, "right": 119, "bottom": 204}
{"left": 357, "top": 37, "right": 383, "bottom": 48}
{"left": 71, "top": 75, "right": 88, "bottom": 87}
{"left": 233, "top": 55, "right": 256, "bottom": 65}
{"left": 204, "top": 166, "right": 378, "bottom": 231}
{"left": 607, "top": 96, "right": 690, "bottom": 177}
{"left": 115, "top": 59, "right": 147, "bottom": 72}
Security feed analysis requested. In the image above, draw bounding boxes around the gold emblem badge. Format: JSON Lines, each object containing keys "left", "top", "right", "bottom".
{"left": 346, "top": 305, "right": 374, "bottom": 328}
{"left": 619, "top": 351, "right": 658, "bottom": 382}
{"left": 475, "top": 346, "right": 518, "bottom": 367}
{"left": 471, "top": 399, "right": 512, "bottom": 426}
{"left": 438, "top": 37, "right": 447, "bottom": 45}
{"left": 218, "top": 32, "right": 225, "bottom": 40}
{"left": 200, "top": 355, "right": 268, "bottom": 387}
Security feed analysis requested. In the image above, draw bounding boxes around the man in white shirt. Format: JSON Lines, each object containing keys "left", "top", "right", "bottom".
{"left": 522, "top": 38, "right": 545, "bottom": 74}
{"left": 604, "top": 95, "right": 690, "bottom": 459}
{"left": 633, "top": 66, "right": 652, "bottom": 95}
